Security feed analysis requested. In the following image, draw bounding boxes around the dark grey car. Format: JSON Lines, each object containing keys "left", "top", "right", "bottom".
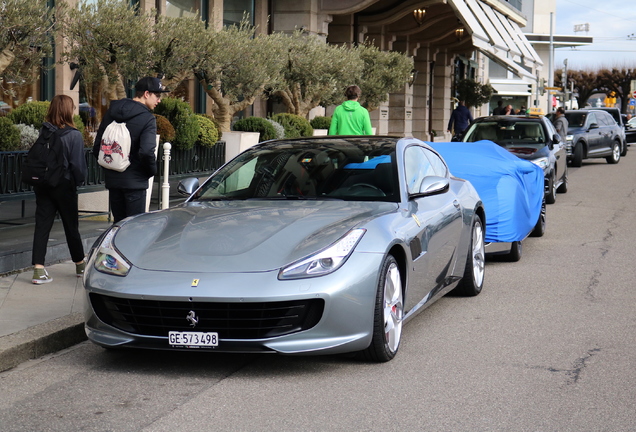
{"left": 588, "top": 107, "right": 627, "bottom": 156}
{"left": 564, "top": 109, "right": 623, "bottom": 167}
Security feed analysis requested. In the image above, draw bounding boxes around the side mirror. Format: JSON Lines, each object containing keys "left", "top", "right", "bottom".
{"left": 552, "top": 134, "right": 561, "bottom": 146}
{"left": 415, "top": 176, "right": 450, "bottom": 196}
{"left": 588, "top": 123, "right": 599, "bottom": 130}
{"left": 177, "top": 177, "right": 200, "bottom": 196}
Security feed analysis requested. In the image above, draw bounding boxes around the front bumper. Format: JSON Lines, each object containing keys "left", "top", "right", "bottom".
{"left": 84, "top": 252, "right": 385, "bottom": 356}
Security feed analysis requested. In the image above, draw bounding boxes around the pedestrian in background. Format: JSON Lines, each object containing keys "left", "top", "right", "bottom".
{"left": 552, "top": 106, "right": 568, "bottom": 141}
{"left": 93, "top": 77, "right": 167, "bottom": 223}
{"left": 503, "top": 104, "right": 516, "bottom": 115}
{"left": 492, "top": 100, "right": 504, "bottom": 115}
{"left": 329, "top": 85, "right": 373, "bottom": 136}
{"left": 447, "top": 100, "right": 473, "bottom": 136}
{"left": 31, "top": 95, "right": 87, "bottom": 284}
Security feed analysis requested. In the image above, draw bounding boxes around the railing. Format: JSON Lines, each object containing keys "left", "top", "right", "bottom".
{"left": 0, "top": 142, "right": 226, "bottom": 221}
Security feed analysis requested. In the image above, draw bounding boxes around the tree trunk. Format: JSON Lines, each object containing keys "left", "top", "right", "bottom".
{"left": 0, "top": 45, "right": 15, "bottom": 75}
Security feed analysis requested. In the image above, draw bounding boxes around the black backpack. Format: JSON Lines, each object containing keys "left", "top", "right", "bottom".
{"left": 22, "top": 127, "right": 71, "bottom": 188}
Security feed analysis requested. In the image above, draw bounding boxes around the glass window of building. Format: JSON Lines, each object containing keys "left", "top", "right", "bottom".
{"left": 224, "top": 0, "right": 254, "bottom": 26}
{"left": 167, "top": 0, "right": 201, "bottom": 18}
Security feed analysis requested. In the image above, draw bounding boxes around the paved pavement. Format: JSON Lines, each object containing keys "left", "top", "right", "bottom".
{"left": 0, "top": 218, "right": 112, "bottom": 372}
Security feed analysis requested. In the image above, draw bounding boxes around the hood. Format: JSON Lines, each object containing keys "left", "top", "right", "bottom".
{"left": 112, "top": 200, "right": 397, "bottom": 273}
{"left": 341, "top": 100, "right": 361, "bottom": 111}
{"left": 108, "top": 98, "right": 150, "bottom": 123}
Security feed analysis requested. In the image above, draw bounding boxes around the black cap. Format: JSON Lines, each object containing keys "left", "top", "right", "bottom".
{"left": 135, "top": 77, "right": 170, "bottom": 93}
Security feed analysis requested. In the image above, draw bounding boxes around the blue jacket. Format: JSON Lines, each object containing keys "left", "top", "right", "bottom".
{"left": 447, "top": 105, "right": 473, "bottom": 134}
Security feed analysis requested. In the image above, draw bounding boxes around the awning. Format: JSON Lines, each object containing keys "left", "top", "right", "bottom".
{"left": 448, "top": 0, "right": 543, "bottom": 80}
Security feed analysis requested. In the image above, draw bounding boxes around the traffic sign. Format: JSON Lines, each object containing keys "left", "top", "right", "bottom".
{"left": 545, "top": 86, "right": 562, "bottom": 91}
{"left": 630, "top": 99, "right": 636, "bottom": 107}
{"left": 632, "top": 90, "right": 636, "bottom": 98}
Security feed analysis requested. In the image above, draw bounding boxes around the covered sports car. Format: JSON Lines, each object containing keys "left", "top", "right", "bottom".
{"left": 429, "top": 141, "right": 544, "bottom": 261}
{"left": 84, "top": 136, "right": 485, "bottom": 362}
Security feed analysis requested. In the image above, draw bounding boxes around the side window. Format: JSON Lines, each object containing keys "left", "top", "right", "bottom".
{"left": 424, "top": 149, "right": 448, "bottom": 177}
{"left": 588, "top": 112, "right": 598, "bottom": 126}
{"left": 404, "top": 146, "right": 434, "bottom": 194}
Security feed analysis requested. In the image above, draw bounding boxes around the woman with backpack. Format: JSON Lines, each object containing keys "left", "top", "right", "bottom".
{"left": 31, "top": 95, "right": 87, "bottom": 284}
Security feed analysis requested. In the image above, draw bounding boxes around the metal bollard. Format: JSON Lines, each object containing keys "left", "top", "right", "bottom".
{"left": 161, "top": 142, "right": 172, "bottom": 210}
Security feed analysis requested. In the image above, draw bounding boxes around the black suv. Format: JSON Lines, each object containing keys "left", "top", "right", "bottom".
{"left": 564, "top": 109, "right": 623, "bottom": 167}
{"left": 588, "top": 107, "right": 627, "bottom": 156}
{"left": 457, "top": 115, "right": 568, "bottom": 204}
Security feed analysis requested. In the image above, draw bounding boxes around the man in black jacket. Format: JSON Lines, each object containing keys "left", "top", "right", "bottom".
{"left": 93, "top": 77, "right": 169, "bottom": 223}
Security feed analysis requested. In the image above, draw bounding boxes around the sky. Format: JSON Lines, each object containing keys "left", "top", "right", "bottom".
{"left": 555, "top": 0, "right": 636, "bottom": 70}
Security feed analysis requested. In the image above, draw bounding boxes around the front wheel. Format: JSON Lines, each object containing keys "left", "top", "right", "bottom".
{"left": 451, "top": 217, "right": 485, "bottom": 296}
{"left": 358, "top": 255, "right": 403, "bottom": 362}
{"left": 545, "top": 173, "right": 556, "bottom": 204}
{"left": 530, "top": 201, "right": 546, "bottom": 237}
{"left": 606, "top": 141, "right": 621, "bottom": 164}
{"left": 571, "top": 143, "right": 583, "bottom": 167}
{"left": 505, "top": 241, "right": 522, "bottom": 262}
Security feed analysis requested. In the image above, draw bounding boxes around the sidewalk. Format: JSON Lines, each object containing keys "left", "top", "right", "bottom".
{"left": 0, "top": 218, "right": 112, "bottom": 372}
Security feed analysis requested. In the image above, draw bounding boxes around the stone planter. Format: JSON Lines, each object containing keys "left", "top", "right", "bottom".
{"left": 223, "top": 131, "right": 260, "bottom": 162}
{"left": 313, "top": 129, "right": 328, "bottom": 136}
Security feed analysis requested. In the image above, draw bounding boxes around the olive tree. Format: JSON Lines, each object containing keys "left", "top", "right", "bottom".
{"left": 355, "top": 43, "right": 414, "bottom": 111}
{"left": 60, "top": 0, "right": 154, "bottom": 119}
{"left": 271, "top": 31, "right": 363, "bottom": 117}
{"left": 455, "top": 78, "right": 494, "bottom": 108}
{"left": 192, "top": 22, "right": 284, "bottom": 132}
{"left": 151, "top": 14, "right": 206, "bottom": 92}
{"left": 0, "top": 0, "right": 56, "bottom": 98}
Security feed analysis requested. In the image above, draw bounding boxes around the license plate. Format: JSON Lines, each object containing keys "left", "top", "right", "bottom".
{"left": 168, "top": 331, "right": 218, "bottom": 348}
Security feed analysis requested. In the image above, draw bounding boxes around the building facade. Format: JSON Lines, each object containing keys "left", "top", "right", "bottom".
{"left": 1, "top": 0, "right": 588, "bottom": 141}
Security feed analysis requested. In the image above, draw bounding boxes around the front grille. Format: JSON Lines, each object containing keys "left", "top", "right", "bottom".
{"left": 89, "top": 293, "right": 324, "bottom": 339}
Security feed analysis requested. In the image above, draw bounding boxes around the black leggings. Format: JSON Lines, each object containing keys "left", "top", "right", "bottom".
{"left": 32, "top": 178, "right": 85, "bottom": 265}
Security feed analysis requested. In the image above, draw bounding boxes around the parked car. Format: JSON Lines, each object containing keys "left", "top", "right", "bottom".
{"left": 84, "top": 136, "right": 486, "bottom": 362}
{"left": 430, "top": 141, "right": 545, "bottom": 262}
{"left": 457, "top": 114, "right": 567, "bottom": 204}
{"left": 588, "top": 107, "right": 627, "bottom": 155}
{"left": 626, "top": 116, "right": 636, "bottom": 143}
{"left": 563, "top": 109, "right": 623, "bottom": 166}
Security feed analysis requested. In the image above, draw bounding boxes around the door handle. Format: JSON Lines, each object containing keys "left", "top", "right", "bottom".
{"left": 453, "top": 200, "right": 460, "bottom": 209}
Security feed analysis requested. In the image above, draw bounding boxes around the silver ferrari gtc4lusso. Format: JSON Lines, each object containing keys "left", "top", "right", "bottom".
{"left": 84, "top": 136, "right": 485, "bottom": 362}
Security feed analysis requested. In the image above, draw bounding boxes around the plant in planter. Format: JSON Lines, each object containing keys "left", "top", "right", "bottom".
{"left": 271, "top": 113, "right": 313, "bottom": 138}
{"left": 455, "top": 78, "right": 494, "bottom": 108}
{"left": 0, "top": 117, "right": 21, "bottom": 151}
{"left": 265, "top": 118, "right": 285, "bottom": 140}
{"left": 194, "top": 115, "right": 219, "bottom": 148}
{"left": 8, "top": 101, "right": 50, "bottom": 129}
{"left": 154, "top": 97, "right": 200, "bottom": 150}
{"left": 233, "top": 117, "right": 277, "bottom": 141}
{"left": 15, "top": 124, "right": 39, "bottom": 150}
{"left": 310, "top": 116, "right": 331, "bottom": 130}
{"left": 154, "top": 114, "right": 176, "bottom": 145}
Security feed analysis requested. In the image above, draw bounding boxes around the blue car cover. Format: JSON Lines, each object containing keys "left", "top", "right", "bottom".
{"left": 429, "top": 141, "right": 544, "bottom": 243}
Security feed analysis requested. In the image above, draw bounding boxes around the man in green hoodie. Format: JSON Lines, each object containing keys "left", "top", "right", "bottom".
{"left": 329, "top": 85, "right": 373, "bottom": 135}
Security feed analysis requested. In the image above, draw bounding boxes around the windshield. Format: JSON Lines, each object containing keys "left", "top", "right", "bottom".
{"left": 193, "top": 139, "right": 399, "bottom": 202}
{"left": 463, "top": 120, "right": 547, "bottom": 149}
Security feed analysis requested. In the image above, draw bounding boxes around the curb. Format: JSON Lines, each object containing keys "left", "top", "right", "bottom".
{"left": 0, "top": 313, "right": 87, "bottom": 373}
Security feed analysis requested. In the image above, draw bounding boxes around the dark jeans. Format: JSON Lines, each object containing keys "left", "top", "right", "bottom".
{"left": 109, "top": 188, "right": 147, "bottom": 223}
{"left": 32, "top": 178, "right": 85, "bottom": 265}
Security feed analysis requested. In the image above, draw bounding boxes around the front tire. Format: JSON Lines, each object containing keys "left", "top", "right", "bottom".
{"left": 606, "top": 141, "right": 621, "bottom": 164}
{"left": 545, "top": 173, "right": 556, "bottom": 204}
{"left": 506, "top": 241, "right": 522, "bottom": 262}
{"left": 530, "top": 201, "right": 546, "bottom": 237}
{"left": 359, "top": 255, "right": 403, "bottom": 362}
{"left": 452, "top": 217, "right": 485, "bottom": 296}
{"left": 571, "top": 143, "right": 583, "bottom": 167}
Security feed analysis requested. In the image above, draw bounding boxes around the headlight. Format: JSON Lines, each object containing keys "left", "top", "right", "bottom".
{"left": 89, "top": 226, "right": 131, "bottom": 277}
{"left": 566, "top": 134, "right": 573, "bottom": 142}
{"left": 278, "top": 229, "right": 366, "bottom": 280}
{"left": 531, "top": 157, "right": 549, "bottom": 170}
